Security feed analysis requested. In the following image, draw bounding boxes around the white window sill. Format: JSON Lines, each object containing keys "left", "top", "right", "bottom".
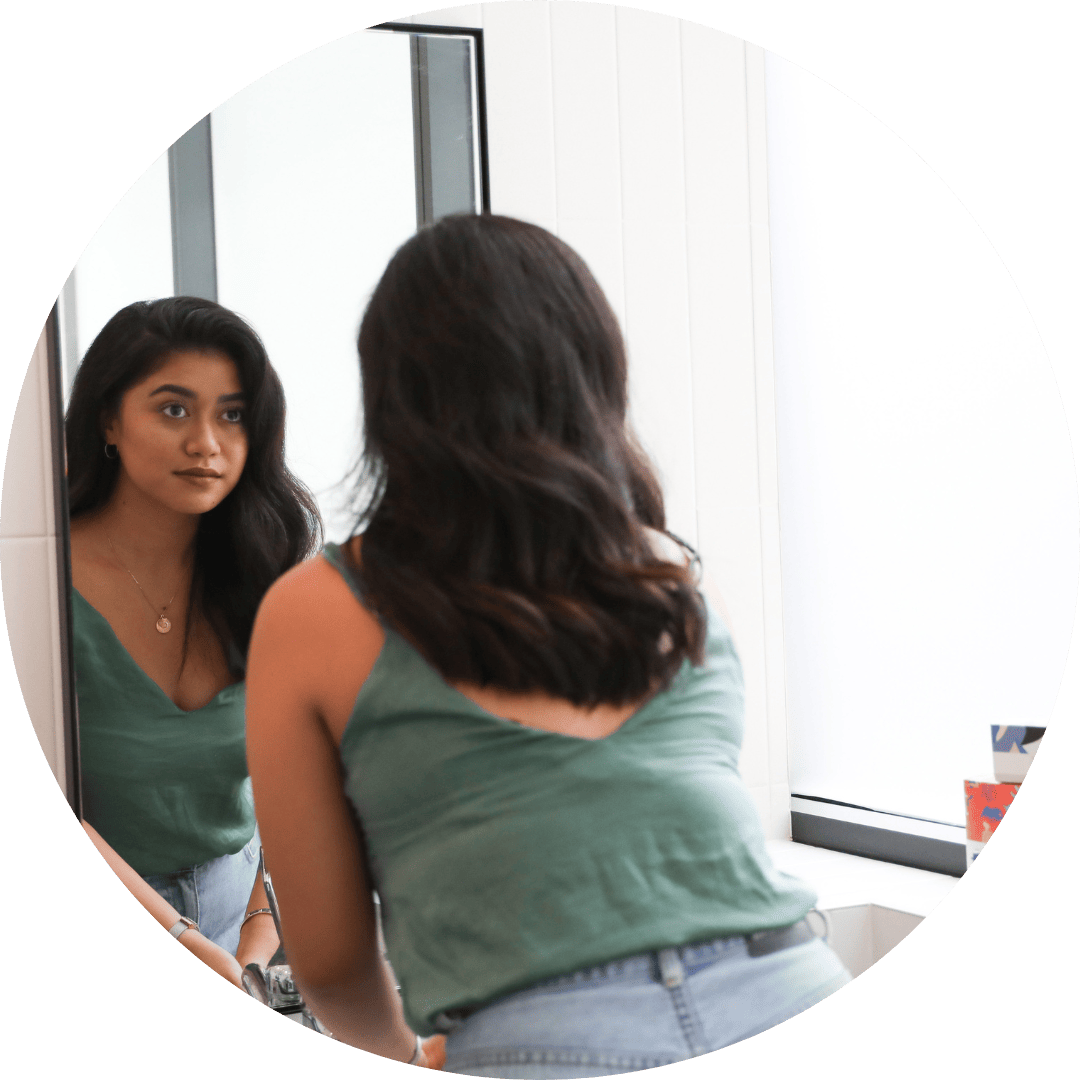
{"left": 766, "top": 839, "right": 959, "bottom": 919}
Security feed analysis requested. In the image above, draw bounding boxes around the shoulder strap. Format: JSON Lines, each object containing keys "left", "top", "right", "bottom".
{"left": 321, "top": 541, "right": 368, "bottom": 607}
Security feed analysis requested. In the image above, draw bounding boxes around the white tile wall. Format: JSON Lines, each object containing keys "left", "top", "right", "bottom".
{"left": 4, "top": 4, "right": 794, "bottom": 840}
{"left": 1, "top": 332, "right": 55, "bottom": 541}
{"left": 0, "top": 329, "right": 68, "bottom": 790}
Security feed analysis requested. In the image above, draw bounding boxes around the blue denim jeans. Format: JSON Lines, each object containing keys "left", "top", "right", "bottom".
{"left": 441, "top": 927, "right": 851, "bottom": 1078}
{"left": 141, "top": 832, "right": 260, "bottom": 954}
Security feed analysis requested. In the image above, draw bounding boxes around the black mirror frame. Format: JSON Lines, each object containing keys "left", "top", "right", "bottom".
{"left": 49, "top": 22, "right": 490, "bottom": 817}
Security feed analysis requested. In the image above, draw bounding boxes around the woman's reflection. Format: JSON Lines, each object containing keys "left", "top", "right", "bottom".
{"left": 65, "top": 297, "right": 320, "bottom": 983}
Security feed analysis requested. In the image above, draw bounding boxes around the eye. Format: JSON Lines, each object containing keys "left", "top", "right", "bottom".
{"left": 222, "top": 407, "right": 245, "bottom": 424}
{"left": 162, "top": 402, "right": 188, "bottom": 419}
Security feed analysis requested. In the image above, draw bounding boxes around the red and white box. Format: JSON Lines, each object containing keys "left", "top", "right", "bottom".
{"left": 964, "top": 780, "right": 1021, "bottom": 868}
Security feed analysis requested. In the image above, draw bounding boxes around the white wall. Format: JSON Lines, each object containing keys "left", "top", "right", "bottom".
{"left": 409, "top": 3, "right": 790, "bottom": 836}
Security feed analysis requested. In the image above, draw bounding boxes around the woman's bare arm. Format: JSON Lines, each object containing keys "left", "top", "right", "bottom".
{"left": 80, "top": 820, "right": 244, "bottom": 987}
{"left": 245, "top": 556, "right": 423, "bottom": 1062}
{"left": 234, "top": 869, "right": 279, "bottom": 971}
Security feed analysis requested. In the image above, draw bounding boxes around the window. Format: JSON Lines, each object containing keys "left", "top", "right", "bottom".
{"left": 765, "top": 52, "right": 1076, "bottom": 874}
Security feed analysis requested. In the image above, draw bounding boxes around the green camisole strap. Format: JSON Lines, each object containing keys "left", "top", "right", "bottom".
{"left": 322, "top": 542, "right": 817, "bottom": 1036}
{"left": 72, "top": 589, "right": 255, "bottom": 877}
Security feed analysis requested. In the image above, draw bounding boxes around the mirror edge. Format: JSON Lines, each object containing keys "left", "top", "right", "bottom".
{"left": 45, "top": 302, "right": 81, "bottom": 815}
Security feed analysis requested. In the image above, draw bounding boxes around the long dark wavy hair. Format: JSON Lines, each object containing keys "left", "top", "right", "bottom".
{"left": 352, "top": 214, "right": 706, "bottom": 706}
{"left": 66, "top": 296, "right": 322, "bottom": 655}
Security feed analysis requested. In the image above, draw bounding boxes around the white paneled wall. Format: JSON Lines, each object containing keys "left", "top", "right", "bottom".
{"left": 0, "top": 329, "right": 68, "bottom": 787}
{"left": 2, "top": 3, "right": 791, "bottom": 839}
{"left": 410, "top": 3, "right": 790, "bottom": 837}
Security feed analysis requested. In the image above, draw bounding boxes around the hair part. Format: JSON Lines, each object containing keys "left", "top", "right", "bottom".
{"left": 351, "top": 214, "right": 705, "bottom": 706}
{"left": 66, "top": 296, "right": 322, "bottom": 655}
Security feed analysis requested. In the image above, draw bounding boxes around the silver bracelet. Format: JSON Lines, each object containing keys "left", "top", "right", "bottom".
{"left": 241, "top": 907, "right": 273, "bottom": 928}
{"left": 406, "top": 1034, "right": 423, "bottom": 1066}
{"left": 169, "top": 915, "right": 199, "bottom": 939}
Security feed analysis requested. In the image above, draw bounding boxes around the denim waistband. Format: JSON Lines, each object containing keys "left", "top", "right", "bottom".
{"left": 434, "top": 914, "right": 825, "bottom": 1032}
{"left": 542, "top": 935, "right": 739, "bottom": 991}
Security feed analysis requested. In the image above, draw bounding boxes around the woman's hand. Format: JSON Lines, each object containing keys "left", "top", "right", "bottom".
{"left": 178, "top": 929, "right": 245, "bottom": 989}
{"left": 418, "top": 1035, "right": 446, "bottom": 1069}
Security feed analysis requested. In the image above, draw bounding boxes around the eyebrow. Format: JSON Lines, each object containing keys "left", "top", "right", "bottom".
{"left": 149, "top": 384, "right": 246, "bottom": 403}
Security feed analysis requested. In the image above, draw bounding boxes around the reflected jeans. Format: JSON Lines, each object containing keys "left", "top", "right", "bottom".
{"left": 441, "top": 927, "right": 851, "bottom": 1078}
{"left": 141, "top": 831, "right": 260, "bottom": 954}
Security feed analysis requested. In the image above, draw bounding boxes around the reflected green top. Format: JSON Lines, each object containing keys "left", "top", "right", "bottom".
{"left": 72, "top": 589, "right": 255, "bottom": 876}
{"left": 324, "top": 543, "right": 816, "bottom": 1036}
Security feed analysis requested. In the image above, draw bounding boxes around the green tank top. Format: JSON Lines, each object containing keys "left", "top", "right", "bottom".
{"left": 325, "top": 543, "right": 816, "bottom": 1036}
{"left": 72, "top": 589, "right": 255, "bottom": 876}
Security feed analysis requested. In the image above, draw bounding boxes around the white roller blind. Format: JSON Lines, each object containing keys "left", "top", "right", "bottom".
{"left": 765, "top": 53, "right": 1077, "bottom": 825}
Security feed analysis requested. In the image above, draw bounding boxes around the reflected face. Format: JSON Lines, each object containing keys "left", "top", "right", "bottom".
{"left": 102, "top": 349, "right": 248, "bottom": 517}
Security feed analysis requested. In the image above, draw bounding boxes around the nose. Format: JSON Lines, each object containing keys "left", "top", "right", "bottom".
{"left": 185, "top": 415, "right": 221, "bottom": 459}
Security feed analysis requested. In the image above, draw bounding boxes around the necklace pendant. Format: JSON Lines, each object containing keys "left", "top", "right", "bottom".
{"left": 156, "top": 615, "right": 172, "bottom": 634}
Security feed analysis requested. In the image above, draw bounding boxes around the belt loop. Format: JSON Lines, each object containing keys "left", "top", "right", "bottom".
{"left": 656, "top": 947, "right": 686, "bottom": 988}
{"left": 807, "top": 908, "right": 831, "bottom": 944}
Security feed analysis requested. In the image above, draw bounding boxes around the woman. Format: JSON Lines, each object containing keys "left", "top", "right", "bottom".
{"left": 67, "top": 296, "right": 320, "bottom": 984}
{"left": 246, "top": 215, "right": 850, "bottom": 1074}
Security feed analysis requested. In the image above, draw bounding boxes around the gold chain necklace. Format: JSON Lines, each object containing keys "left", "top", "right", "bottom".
{"left": 104, "top": 531, "right": 182, "bottom": 634}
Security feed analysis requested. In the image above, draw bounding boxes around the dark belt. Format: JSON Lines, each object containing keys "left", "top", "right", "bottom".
{"left": 435, "top": 913, "right": 826, "bottom": 1028}
{"left": 744, "top": 914, "right": 820, "bottom": 957}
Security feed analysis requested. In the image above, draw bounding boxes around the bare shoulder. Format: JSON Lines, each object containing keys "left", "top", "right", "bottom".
{"left": 255, "top": 551, "right": 380, "bottom": 645}
{"left": 259, "top": 550, "right": 347, "bottom": 608}
{"left": 249, "top": 547, "right": 385, "bottom": 743}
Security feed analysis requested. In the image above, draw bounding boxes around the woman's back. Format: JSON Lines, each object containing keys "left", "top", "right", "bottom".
{"left": 318, "top": 542, "right": 815, "bottom": 1036}
{"left": 245, "top": 215, "right": 848, "bottom": 1071}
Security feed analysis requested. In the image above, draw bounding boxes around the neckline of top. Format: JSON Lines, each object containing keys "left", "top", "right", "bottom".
{"left": 71, "top": 587, "right": 243, "bottom": 715}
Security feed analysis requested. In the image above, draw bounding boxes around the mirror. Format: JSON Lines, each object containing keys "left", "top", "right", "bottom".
{"left": 58, "top": 22, "right": 486, "bottom": 538}
{"left": 48, "top": 19, "right": 486, "bottom": 1021}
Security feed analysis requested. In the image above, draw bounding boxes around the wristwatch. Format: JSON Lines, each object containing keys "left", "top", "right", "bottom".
{"left": 169, "top": 915, "right": 199, "bottom": 939}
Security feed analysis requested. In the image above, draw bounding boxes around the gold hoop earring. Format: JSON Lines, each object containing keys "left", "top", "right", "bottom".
{"left": 104, "top": 443, "right": 118, "bottom": 460}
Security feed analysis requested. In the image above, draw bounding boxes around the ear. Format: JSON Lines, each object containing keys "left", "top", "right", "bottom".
{"left": 100, "top": 409, "right": 119, "bottom": 445}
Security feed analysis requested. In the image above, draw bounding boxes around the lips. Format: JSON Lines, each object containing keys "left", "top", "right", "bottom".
{"left": 175, "top": 468, "right": 222, "bottom": 478}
